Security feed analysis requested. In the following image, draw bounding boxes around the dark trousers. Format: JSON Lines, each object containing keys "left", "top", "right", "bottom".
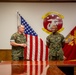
{"left": 19, "top": 57, "right": 24, "bottom": 61}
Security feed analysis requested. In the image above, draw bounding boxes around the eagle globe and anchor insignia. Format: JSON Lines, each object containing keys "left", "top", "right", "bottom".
{"left": 42, "top": 11, "right": 76, "bottom": 46}
{"left": 42, "top": 11, "right": 64, "bottom": 34}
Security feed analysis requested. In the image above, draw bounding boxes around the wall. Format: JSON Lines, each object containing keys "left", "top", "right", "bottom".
{"left": 0, "top": 3, "right": 76, "bottom": 49}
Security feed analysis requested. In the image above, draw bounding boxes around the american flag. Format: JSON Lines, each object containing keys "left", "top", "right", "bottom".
{"left": 19, "top": 14, "right": 48, "bottom": 61}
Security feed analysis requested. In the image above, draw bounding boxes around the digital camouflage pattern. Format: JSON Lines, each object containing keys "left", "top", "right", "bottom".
{"left": 46, "top": 32, "right": 65, "bottom": 60}
{"left": 10, "top": 32, "right": 26, "bottom": 60}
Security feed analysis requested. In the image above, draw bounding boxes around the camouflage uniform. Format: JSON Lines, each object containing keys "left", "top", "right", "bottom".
{"left": 46, "top": 32, "right": 65, "bottom": 60}
{"left": 10, "top": 32, "right": 26, "bottom": 61}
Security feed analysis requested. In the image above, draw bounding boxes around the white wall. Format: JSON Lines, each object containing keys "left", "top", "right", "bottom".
{"left": 0, "top": 3, "right": 76, "bottom": 49}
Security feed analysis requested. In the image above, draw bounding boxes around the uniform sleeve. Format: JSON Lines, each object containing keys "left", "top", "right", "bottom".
{"left": 46, "top": 36, "right": 50, "bottom": 47}
{"left": 61, "top": 35, "right": 65, "bottom": 48}
{"left": 10, "top": 34, "right": 16, "bottom": 42}
{"left": 62, "top": 35, "right": 65, "bottom": 42}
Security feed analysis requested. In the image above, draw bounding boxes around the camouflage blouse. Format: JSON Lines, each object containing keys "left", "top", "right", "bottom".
{"left": 46, "top": 32, "right": 65, "bottom": 57}
{"left": 10, "top": 32, "right": 26, "bottom": 58}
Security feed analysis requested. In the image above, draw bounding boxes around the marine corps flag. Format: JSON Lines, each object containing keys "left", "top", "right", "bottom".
{"left": 63, "top": 26, "right": 76, "bottom": 60}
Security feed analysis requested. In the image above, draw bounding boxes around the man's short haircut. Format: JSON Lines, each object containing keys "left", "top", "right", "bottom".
{"left": 17, "top": 25, "right": 24, "bottom": 29}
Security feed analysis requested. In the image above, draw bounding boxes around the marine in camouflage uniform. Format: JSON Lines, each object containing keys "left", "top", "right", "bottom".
{"left": 46, "top": 25, "right": 65, "bottom": 60}
{"left": 10, "top": 25, "right": 26, "bottom": 61}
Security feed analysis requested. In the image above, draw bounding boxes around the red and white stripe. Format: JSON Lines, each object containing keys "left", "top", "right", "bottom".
{"left": 24, "top": 61, "right": 49, "bottom": 75}
{"left": 24, "top": 34, "right": 49, "bottom": 61}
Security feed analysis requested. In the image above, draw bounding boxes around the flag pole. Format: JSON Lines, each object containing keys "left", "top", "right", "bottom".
{"left": 17, "top": 11, "right": 19, "bottom": 29}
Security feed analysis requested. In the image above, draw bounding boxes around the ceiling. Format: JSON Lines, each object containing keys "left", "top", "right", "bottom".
{"left": 0, "top": 0, "right": 76, "bottom": 2}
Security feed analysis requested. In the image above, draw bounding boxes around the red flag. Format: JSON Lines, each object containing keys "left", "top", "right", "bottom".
{"left": 63, "top": 26, "right": 76, "bottom": 60}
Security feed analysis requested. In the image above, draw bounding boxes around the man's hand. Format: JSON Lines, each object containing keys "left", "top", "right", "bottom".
{"left": 20, "top": 44, "right": 27, "bottom": 47}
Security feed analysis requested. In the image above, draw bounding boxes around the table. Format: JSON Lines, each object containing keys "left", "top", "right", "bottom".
{"left": 0, "top": 60, "right": 76, "bottom": 75}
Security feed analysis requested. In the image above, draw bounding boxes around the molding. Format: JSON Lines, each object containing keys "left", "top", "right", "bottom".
{"left": 0, "top": 49, "right": 11, "bottom": 50}
{"left": 0, "top": 0, "right": 76, "bottom": 2}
